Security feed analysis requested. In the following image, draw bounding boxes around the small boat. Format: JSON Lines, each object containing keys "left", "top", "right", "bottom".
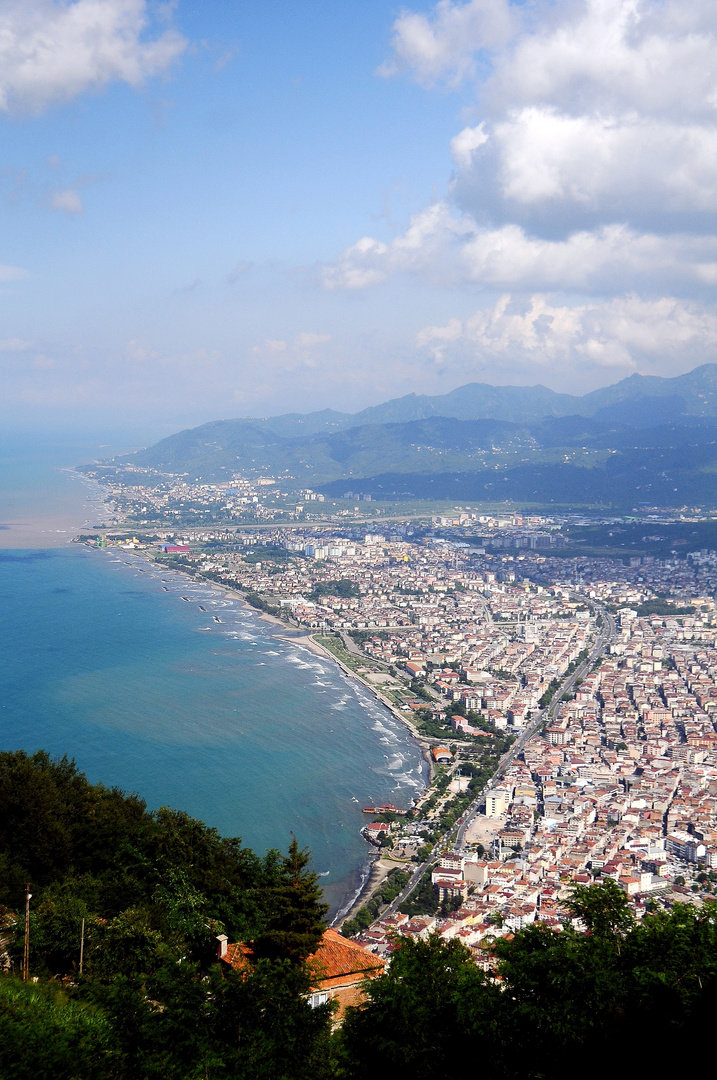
{"left": 213, "top": 616, "right": 221, "bottom": 623}
{"left": 181, "top": 596, "right": 190, "bottom": 602}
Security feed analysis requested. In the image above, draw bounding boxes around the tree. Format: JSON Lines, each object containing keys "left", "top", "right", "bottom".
{"left": 254, "top": 839, "right": 328, "bottom": 963}
{"left": 566, "top": 878, "right": 633, "bottom": 938}
{"left": 339, "top": 935, "right": 497, "bottom": 1080}
{"left": 0, "top": 977, "right": 113, "bottom": 1080}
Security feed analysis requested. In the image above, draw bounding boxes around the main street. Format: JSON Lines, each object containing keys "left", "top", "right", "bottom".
{"left": 374, "top": 597, "right": 617, "bottom": 922}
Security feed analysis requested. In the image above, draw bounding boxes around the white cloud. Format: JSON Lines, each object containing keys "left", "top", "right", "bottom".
{"left": 51, "top": 188, "right": 83, "bottom": 214}
{"left": 416, "top": 317, "right": 463, "bottom": 360}
{"left": 322, "top": 203, "right": 475, "bottom": 289}
{"left": 0, "top": 337, "right": 32, "bottom": 351}
{"left": 490, "top": 109, "right": 717, "bottom": 214}
{"left": 296, "top": 331, "right": 330, "bottom": 347}
{"left": 323, "top": 202, "right": 717, "bottom": 294}
{"left": 249, "top": 332, "right": 331, "bottom": 375}
{"left": 371, "top": 0, "right": 717, "bottom": 238}
{"left": 377, "top": 0, "right": 515, "bottom": 85}
{"left": 442, "top": 0, "right": 717, "bottom": 227}
{"left": 450, "top": 122, "right": 489, "bottom": 169}
{"left": 322, "top": 0, "right": 717, "bottom": 403}
{"left": 417, "top": 294, "right": 717, "bottom": 376}
{"left": 491, "top": 0, "right": 717, "bottom": 120}
{"left": 321, "top": 237, "right": 391, "bottom": 290}
{"left": 0, "top": 0, "right": 186, "bottom": 114}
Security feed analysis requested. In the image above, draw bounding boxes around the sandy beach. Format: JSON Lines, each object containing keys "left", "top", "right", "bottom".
{"left": 95, "top": 548, "right": 430, "bottom": 918}
{"left": 209, "top": 579, "right": 430, "bottom": 745}
{"left": 335, "top": 855, "right": 401, "bottom": 928}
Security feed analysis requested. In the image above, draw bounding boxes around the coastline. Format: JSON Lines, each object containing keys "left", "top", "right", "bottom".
{"left": 333, "top": 855, "right": 398, "bottom": 928}
{"left": 196, "top": 574, "right": 430, "bottom": 747}
{"left": 202, "top": 582, "right": 434, "bottom": 920}
{"left": 91, "top": 545, "right": 430, "bottom": 919}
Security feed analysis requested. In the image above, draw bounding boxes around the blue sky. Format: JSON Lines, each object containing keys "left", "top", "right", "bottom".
{"left": 3, "top": 0, "right": 717, "bottom": 439}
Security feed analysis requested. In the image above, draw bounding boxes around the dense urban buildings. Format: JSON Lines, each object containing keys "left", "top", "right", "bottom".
{"left": 85, "top": 465, "right": 717, "bottom": 956}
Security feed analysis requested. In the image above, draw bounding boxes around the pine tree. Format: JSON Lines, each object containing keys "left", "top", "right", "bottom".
{"left": 254, "top": 838, "right": 328, "bottom": 963}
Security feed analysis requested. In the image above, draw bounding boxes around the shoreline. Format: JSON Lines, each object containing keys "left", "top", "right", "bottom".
{"left": 199, "top": 575, "right": 431, "bottom": 748}
{"left": 91, "top": 545, "right": 430, "bottom": 919}
{"left": 198, "top": 582, "right": 435, "bottom": 920}
{"left": 333, "top": 855, "right": 400, "bottom": 928}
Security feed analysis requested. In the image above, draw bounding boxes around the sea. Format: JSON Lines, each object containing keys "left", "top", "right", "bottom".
{"left": 0, "top": 433, "right": 427, "bottom": 917}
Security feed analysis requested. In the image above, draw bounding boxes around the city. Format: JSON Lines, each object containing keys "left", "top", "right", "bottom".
{"left": 83, "top": 472, "right": 717, "bottom": 963}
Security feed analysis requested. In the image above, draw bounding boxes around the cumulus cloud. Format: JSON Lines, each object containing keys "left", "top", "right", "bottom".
{"left": 325, "top": 0, "right": 717, "bottom": 298}
{"left": 377, "top": 0, "right": 717, "bottom": 232}
{"left": 323, "top": 202, "right": 717, "bottom": 294}
{"left": 417, "top": 294, "right": 717, "bottom": 375}
{"left": 0, "top": 0, "right": 186, "bottom": 114}
{"left": 321, "top": 0, "right": 717, "bottom": 387}
{"left": 450, "top": 122, "right": 489, "bottom": 169}
{"left": 417, "top": 0, "right": 717, "bottom": 230}
{"left": 377, "top": 0, "right": 515, "bottom": 85}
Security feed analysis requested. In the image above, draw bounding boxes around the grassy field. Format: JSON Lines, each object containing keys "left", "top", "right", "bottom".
{"left": 311, "top": 634, "right": 387, "bottom": 675}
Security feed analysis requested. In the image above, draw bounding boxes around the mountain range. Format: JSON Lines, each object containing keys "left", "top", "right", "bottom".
{"left": 113, "top": 364, "right": 717, "bottom": 509}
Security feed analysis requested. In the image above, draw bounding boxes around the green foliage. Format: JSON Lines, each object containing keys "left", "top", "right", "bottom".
{"left": 0, "top": 977, "right": 113, "bottom": 1080}
{"left": 253, "top": 838, "right": 329, "bottom": 964}
{"left": 242, "top": 545, "right": 292, "bottom": 565}
{"left": 309, "top": 579, "right": 361, "bottom": 601}
{"left": 245, "top": 591, "right": 282, "bottom": 617}
{"left": 339, "top": 935, "right": 497, "bottom": 1080}
{"left": 341, "top": 868, "right": 410, "bottom": 937}
{"left": 409, "top": 679, "right": 433, "bottom": 701}
{"left": 539, "top": 677, "right": 561, "bottom": 708}
{"left": 9, "top": 751, "right": 717, "bottom": 1076}
{"left": 340, "top": 904, "right": 717, "bottom": 1077}
{"left": 398, "top": 868, "right": 438, "bottom": 917}
{"left": 0, "top": 753, "right": 335, "bottom": 1078}
{"left": 635, "top": 599, "right": 695, "bottom": 616}
{"left": 0, "top": 751, "right": 328, "bottom": 976}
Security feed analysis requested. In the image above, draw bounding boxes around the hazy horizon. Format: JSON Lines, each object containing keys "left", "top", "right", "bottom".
{"left": 3, "top": 1, "right": 717, "bottom": 434}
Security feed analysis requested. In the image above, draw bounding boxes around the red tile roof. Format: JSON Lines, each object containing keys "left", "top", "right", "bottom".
{"left": 222, "top": 928, "right": 384, "bottom": 991}
{"left": 309, "top": 929, "right": 384, "bottom": 989}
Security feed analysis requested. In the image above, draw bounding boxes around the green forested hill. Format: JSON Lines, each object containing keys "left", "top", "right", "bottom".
{"left": 0, "top": 751, "right": 331, "bottom": 1079}
{"left": 1, "top": 752, "right": 716, "bottom": 1078}
{"left": 109, "top": 412, "right": 717, "bottom": 509}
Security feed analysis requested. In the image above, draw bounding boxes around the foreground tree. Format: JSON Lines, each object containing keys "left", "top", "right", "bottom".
{"left": 565, "top": 877, "right": 634, "bottom": 938}
{"left": 339, "top": 934, "right": 498, "bottom": 1080}
{"left": 254, "top": 838, "right": 328, "bottom": 963}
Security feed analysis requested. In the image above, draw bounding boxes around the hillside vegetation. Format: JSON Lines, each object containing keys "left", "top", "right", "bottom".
{"left": 1, "top": 752, "right": 715, "bottom": 1078}
{"left": 102, "top": 364, "right": 717, "bottom": 508}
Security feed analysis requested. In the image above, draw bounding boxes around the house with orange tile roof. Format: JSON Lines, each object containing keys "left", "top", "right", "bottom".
{"left": 218, "top": 928, "right": 384, "bottom": 1025}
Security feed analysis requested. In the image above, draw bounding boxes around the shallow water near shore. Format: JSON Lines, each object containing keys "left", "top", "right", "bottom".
{"left": 0, "top": 544, "right": 426, "bottom": 915}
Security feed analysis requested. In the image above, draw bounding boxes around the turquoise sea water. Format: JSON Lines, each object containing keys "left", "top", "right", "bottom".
{"left": 0, "top": 437, "right": 426, "bottom": 916}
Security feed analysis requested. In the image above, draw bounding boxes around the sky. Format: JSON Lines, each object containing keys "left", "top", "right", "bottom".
{"left": 3, "top": 0, "right": 717, "bottom": 439}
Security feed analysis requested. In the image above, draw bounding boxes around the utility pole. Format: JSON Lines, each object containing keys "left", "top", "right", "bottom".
{"left": 79, "top": 917, "right": 85, "bottom": 975}
{"left": 23, "top": 883, "right": 31, "bottom": 983}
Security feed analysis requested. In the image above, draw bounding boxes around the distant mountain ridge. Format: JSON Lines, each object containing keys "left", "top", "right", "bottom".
{"left": 252, "top": 363, "right": 717, "bottom": 433}
{"left": 112, "top": 364, "right": 717, "bottom": 508}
